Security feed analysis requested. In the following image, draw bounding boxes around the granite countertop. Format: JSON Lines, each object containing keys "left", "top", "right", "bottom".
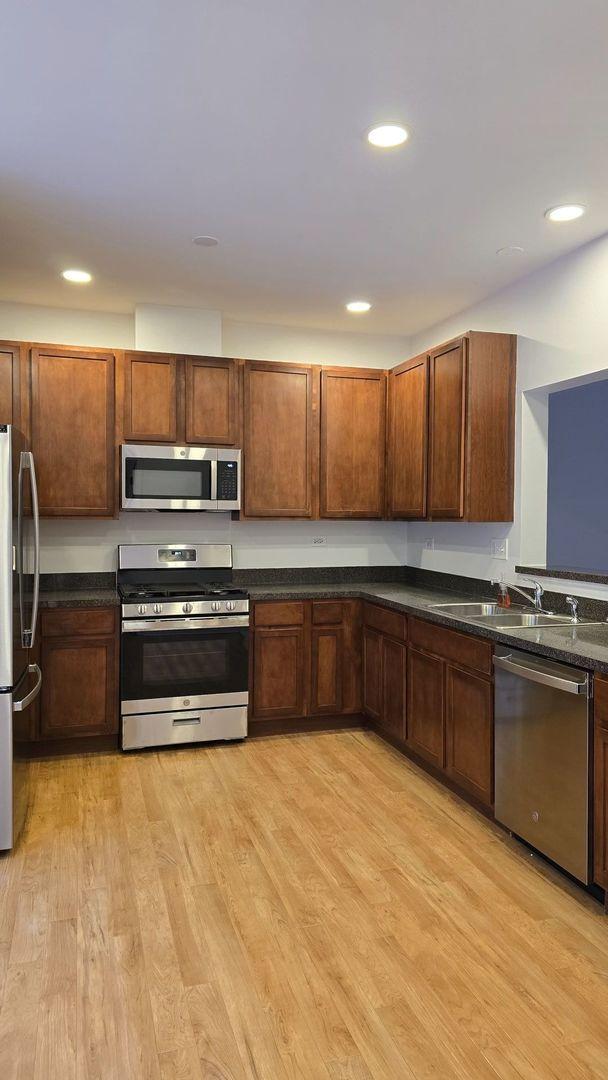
{"left": 250, "top": 581, "right": 608, "bottom": 674}
{"left": 39, "top": 588, "right": 119, "bottom": 609}
{"left": 38, "top": 577, "right": 608, "bottom": 674}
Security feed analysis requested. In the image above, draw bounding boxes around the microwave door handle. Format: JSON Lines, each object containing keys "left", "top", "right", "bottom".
{"left": 210, "top": 458, "right": 218, "bottom": 506}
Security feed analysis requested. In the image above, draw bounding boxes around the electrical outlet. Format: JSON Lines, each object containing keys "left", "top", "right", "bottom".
{"left": 312, "top": 536, "right": 327, "bottom": 545}
{"left": 423, "top": 537, "right": 435, "bottom": 551}
{"left": 491, "top": 538, "right": 508, "bottom": 560}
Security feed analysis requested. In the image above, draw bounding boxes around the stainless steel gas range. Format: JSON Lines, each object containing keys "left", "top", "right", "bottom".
{"left": 118, "top": 543, "right": 249, "bottom": 750}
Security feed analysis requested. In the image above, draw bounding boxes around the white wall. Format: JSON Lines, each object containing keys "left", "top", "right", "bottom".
{"left": 406, "top": 232, "right": 608, "bottom": 598}
{"left": 0, "top": 299, "right": 408, "bottom": 571}
{"left": 135, "top": 304, "right": 222, "bottom": 354}
{"left": 39, "top": 514, "right": 406, "bottom": 573}
{"left": 223, "top": 318, "right": 408, "bottom": 368}
{"left": 0, "top": 299, "right": 134, "bottom": 348}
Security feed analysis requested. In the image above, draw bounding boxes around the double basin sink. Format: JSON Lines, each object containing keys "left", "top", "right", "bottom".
{"left": 428, "top": 601, "right": 595, "bottom": 629}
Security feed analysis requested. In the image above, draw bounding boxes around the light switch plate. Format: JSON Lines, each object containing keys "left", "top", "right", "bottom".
{"left": 491, "top": 538, "right": 508, "bottom": 559}
{"left": 423, "top": 538, "right": 435, "bottom": 551}
{"left": 312, "top": 536, "right": 327, "bottom": 545}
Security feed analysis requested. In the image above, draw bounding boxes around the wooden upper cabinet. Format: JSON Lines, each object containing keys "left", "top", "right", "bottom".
{"left": 320, "top": 367, "right": 386, "bottom": 518}
{"left": 387, "top": 353, "right": 429, "bottom": 519}
{"left": 428, "top": 337, "right": 466, "bottom": 520}
{"left": 0, "top": 343, "right": 20, "bottom": 426}
{"left": 185, "top": 357, "right": 239, "bottom": 445}
{"left": 425, "top": 331, "right": 516, "bottom": 522}
{"left": 243, "top": 361, "right": 316, "bottom": 517}
{"left": 464, "top": 331, "right": 516, "bottom": 522}
{"left": 123, "top": 352, "right": 177, "bottom": 443}
{"left": 30, "top": 347, "right": 115, "bottom": 517}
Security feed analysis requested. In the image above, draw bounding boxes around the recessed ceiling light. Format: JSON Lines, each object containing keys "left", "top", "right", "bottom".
{"left": 61, "top": 268, "right": 92, "bottom": 283}
{"left": 544, "top": 204, "right": 585, "bottom": 223}
{"left": 192, "top": 235, "right": 219, "bottom": 246}
{"left": 366, "top": 123, "right": 408, "bottom": 149}
{"left": 346, "top": 300, "right": 372, "bottom": 313}
{"left": 496, "top": 245, "right": 525, "bottom": 257}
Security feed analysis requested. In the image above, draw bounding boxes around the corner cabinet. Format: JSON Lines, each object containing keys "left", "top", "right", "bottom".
{"left": 243, "top": 361, "right": 317, "bottom": 518}
{"left": 320, "top": 367, "right": 386, "bottom": 518}
{"left": 389, "top": 331, "right": 516, "bottom": 522}
{"left": 29, "top": 346, "right": 116, "bottom": 517}
{"left": 363, "top": 607, "right": 494, "bottom": 809}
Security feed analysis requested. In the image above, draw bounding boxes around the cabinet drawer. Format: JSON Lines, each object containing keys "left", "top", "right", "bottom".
{"left": 363, "top": 602, "right": 406, "bottom": 642}
{"left": 41, "top": 606, "right": 116, "bottom": 638}
{"left": 595, "top": 676, "right": 608, "bottom": 731}
{"left": 312, "top": 601, "right": 344, "bottom": 625}
{"left": 254, "top": 601, "right": 305, "bottom": 627}
{"left": 408, "top": 617, "right": 492, "bottom": 676}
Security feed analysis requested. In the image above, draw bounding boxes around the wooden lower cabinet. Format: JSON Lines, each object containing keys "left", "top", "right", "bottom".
{"left": 380, "top": 636, "right": 406, "bottom": 741}
{"left": 363, "top": 611, "right": 495, "bottom": 809}
{"left": 445, "top": 664, "right": 493, "bottom": 804}
{"left": 252, "top": 627, "right": 305, "bottom": 720}
{"left": 363, "top": 628, "right": 382, "bottom": 721}
{"left": 406, "top": 647, "right": 445, "bottom": 768}
{"left": 38, "top": 607, "right": 119, "bottom": 740}
{"left": 251, "top": 600, "right": 360, "bottom": 724}
{"left": 310, "top": 626, "right": 343, "bottom": 715}
{"left": 593, "top": 676, "right": 608, "bottom": 889}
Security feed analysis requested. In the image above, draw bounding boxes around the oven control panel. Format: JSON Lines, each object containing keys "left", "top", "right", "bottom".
{"left": 121, "top": 597, "right": 249, "bottom": 620}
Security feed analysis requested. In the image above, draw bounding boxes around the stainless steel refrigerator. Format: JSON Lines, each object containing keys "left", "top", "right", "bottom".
{"left": 0, "top": 424, "right": 41, "bottom": 850}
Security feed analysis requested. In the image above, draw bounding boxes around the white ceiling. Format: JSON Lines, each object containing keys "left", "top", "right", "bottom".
{"left": 2, "top": 0, "right": 608, "bottom": 335}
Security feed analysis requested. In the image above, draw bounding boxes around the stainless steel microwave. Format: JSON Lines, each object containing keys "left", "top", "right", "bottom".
{"left": 121, "top": 445, "right": 241, "bottom": 511}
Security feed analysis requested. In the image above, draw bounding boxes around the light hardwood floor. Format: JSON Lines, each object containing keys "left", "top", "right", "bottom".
{"left": 1, "top": 730, "right": 607, "bottom": 1079}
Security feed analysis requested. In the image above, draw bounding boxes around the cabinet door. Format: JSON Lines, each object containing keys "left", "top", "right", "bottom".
{"left": 407, "top": 648, "right": 445, "bottom": 768}
{"left": 185, "top": 357, "right": 239, "bottom": 445}
{"left": 380, "top": 637, "right": 406, "bottom": 741}
{"left": 40, "top": 634, "right": 118, "bottom": 738}
{"left": 310, "top": 626, "right": 343, "bottom": 716}
{"left": 388, "top": 354, "right": 429, "bottom": 519}
{"left": 244, "top": 361, "right": 316, "bottom": 517}
{"left": 320, "top": 368, "right": 386, "bottom": 518}
{"left": 124, "top": 352, "right": 178, "bottom": 442}
{"left": 0, "top": 343, "right": 20, "bottom": 425}
{"left": 30, "top": 348, "right": 115, "bottom": 516}
{"left": 428, "top": 338, "right": 466, "bottom": 519}
{"left": 594, "top": 725, "right": 608, "bottom": 889}
{"left": 252, "top": 627, "right": 305, "bottom": 719}
{"left": 363, "top": 628, "right": 382, "bottom": 721}
{"left": 445, "top": 665, "right": 493, "bottom": 805}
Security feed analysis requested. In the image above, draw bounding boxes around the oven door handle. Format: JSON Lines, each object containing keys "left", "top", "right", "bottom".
{"left": 121, "top": 615, "right": 250, "bottom": 633}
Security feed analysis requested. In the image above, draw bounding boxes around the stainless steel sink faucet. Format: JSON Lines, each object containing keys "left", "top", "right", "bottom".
{"left": 491, "top": 578, "right": 548, "bottom": 612}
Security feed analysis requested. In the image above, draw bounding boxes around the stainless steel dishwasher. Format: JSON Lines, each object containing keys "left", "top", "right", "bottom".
{"left": 494, "top": 646, "right": 591, "bottom": 884}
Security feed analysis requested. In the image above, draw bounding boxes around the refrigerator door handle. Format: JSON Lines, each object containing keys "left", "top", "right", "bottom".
{"left": 19, "top": 452, "right": 40, "bottom": 649}
{"left": 13, "top": 664, "right": 42, "bottom": 712}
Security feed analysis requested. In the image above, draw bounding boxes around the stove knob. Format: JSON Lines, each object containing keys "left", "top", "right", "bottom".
{"left": 153, "top": 604, "right": 162, "bottom": 615}
{"left": 138, "top": 604, "right": 147, "bottom": 615}
{"left": 211, "top": 601, "right": 221, "bottom": 612}
{"left": 182, "top": 602, "right": 193, "bottom": 614}
{"left": 226, "top": 601, "right": 236, "bottom": 612}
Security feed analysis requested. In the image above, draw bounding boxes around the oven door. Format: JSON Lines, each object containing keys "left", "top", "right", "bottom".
{"left": 121, "top": 615, "right": 249, "bottom": 714}
{"left": 122, "top": 444, "right": 217, "bottom": 510}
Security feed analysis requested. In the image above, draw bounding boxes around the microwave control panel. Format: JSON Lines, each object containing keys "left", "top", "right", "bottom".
{"left": 217, "top": 460, "right": 239, "bottom": 502}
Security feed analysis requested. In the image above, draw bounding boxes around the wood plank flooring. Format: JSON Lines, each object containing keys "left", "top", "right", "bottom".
{"left": 1, "top": 730, "right": 607, "bottom": 1079}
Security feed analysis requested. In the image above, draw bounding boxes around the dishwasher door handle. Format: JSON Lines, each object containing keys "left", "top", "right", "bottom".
{"left": 493, "top": 654, "right": 589, "bottom": 695}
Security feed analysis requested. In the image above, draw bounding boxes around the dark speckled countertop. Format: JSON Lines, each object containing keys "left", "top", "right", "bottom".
{"left": 38, "top": 574, "right": 608, "bottom": 674}
{"left": 249, "top": 582, "right": 608, "bottom": 674}
{"left": 39, "top": 588, "right": 119, "bottom": 609}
